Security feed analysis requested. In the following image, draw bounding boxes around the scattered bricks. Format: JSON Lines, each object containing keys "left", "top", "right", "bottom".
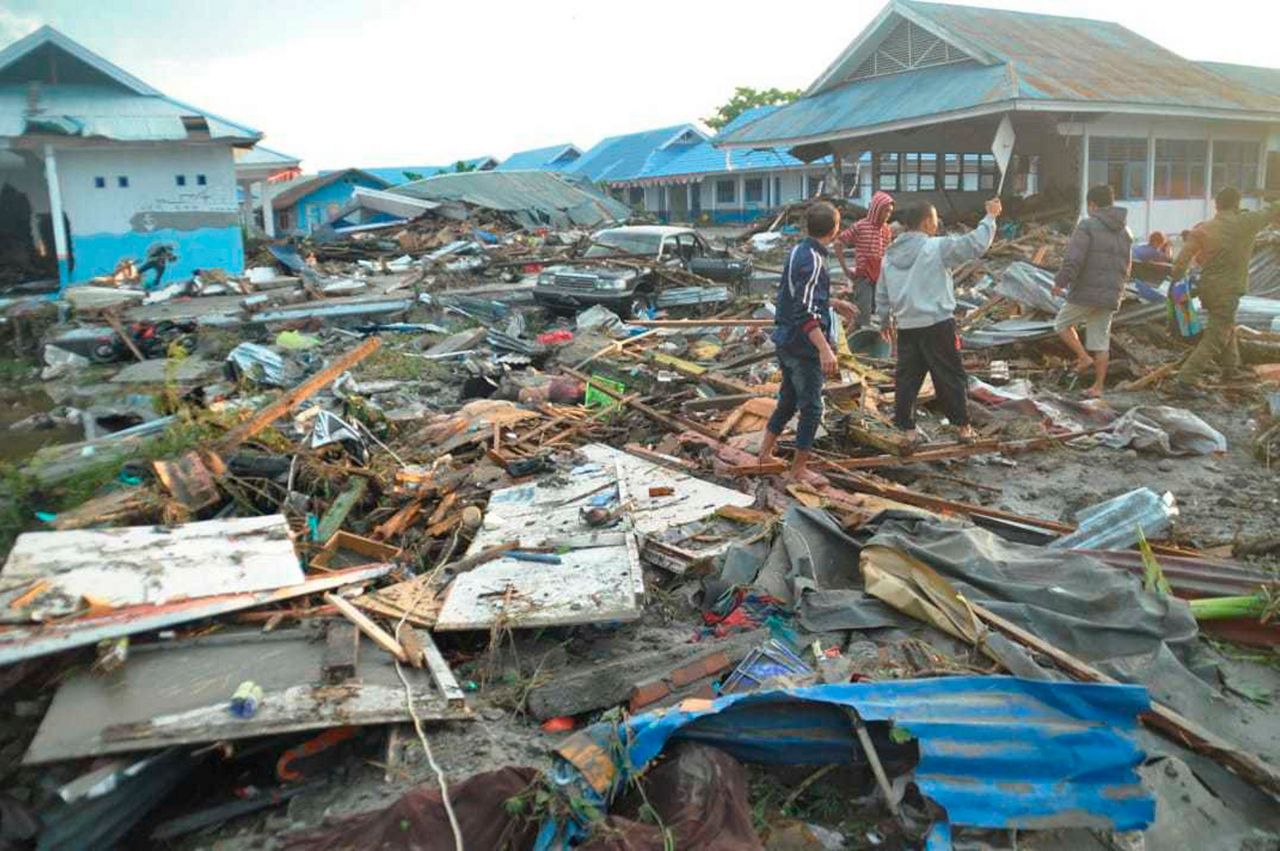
{"left": 629, "top": 678, "right": 672, "bottom": 713}
{"left": 670, "top": 650, "right": 732, "bottom": 689}
{"left": 688, "top": 683, "right": 717, "bottom": 701}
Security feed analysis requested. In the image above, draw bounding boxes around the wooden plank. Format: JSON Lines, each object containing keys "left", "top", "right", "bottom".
{"left": 396, "top": 626, "right": 426, "bottom": 669}
{"left": 561, "top": 366, "right": 718, "bottom": 439}
{"left": 572, "top": 327, "right": 661, "bottom": 370}
{"left": 219, "top": 337, "right": 381, "bottom": 450}
{"left": 631, "top": 319, "right": 773, "bottom": 328}
{"left": 417, "top": 628, "right": 466, "bottom": 709}
{"left": 324, "top": 593, "right": 409, "bottom": 663}
{"left": 972, "top": 601, "right": 1280, "bottom": 799}
{"left": 724, "top": 461, "right": 788, "bottom": 476}
{"left": 153, "top": 451, "right": 221, "bottom": 511}
{"left": 715, "top": 505, "right": 776, "bottom": 525}
{"left": 372, "top": 499, "right": 424, "bottom": 542}
{"left": 315, "top": 479, "right": 369, "bottom": 544}
{"left": 102, "top": 310, "right": 145, "bottom": 362}
{"left": 322, "top": 623, "right": 360, "bottom": 684}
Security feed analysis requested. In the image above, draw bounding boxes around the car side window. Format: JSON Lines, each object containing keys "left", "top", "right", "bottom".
{"left": 659, "top": 237, "right": 675, "bottom": 260}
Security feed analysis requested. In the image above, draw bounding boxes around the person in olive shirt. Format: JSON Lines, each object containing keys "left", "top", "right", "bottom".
{"left": 1169, "top": 187, "right": 1280, "bottom": 395}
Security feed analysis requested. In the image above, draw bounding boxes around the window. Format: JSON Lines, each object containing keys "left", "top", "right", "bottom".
{"left": 628, "top": 187, "right": 644, "bottom": 207}
{"left": 961, "top": 154, "right": 998, "bottom": 191}
{"left": 93, "top": 176, "right": 105, "bottom": 188}
{"left": 116, "top": 176, "right": 129, "bottom": 188}
{"left": 196, "top": 174, "right": 207, "bottom": 186}
{"left": 1212, "top": 140, "right": 1260, "bottom": 193}
{"left": 744, "top": 178, "right": 764, "bottom": 204}
{"left": 1087, "top": 137, "right": 1146, "bottom": 200}
{"left": 715, "top": 179, "right": 736, "bottom": 204}
{"left": 175, "top": 175, "right": 187, "bottom": 186}
{"left": 877, "top": 153, "right": 900, "bottom": 190}
{"left": 943, "top": 154, "right": 961, "bottom": 190}
{"left": 1154, "top": 140, "right": 1207, "bottom": 199}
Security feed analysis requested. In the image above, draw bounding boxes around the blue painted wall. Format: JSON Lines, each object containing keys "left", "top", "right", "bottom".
{"left": 70, "top": 226, "right": 245, "bottom": 285}
{"left": 283, "top": 174, "right": 394, "bottom": 234}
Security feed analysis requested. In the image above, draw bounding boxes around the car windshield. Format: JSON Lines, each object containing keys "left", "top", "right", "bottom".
{"left": 584, "top": 231, "right": 664, "bottom": 258}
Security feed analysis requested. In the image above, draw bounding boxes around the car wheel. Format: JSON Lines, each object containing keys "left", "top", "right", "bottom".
{"left": 90, "top": 342, "right": 118, "bottom": 363}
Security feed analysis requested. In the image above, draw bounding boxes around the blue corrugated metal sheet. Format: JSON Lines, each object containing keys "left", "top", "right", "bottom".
{"left": 0, "top": 27, "right": 259, "bottom": 142}
{"left": 719, "top": 0, "right": 1280, "bottom": 150}
{"left": 0, "top": 84, "right": 259, "bottom": 141}
{"left": 565, "top": 123, "right": 704, "bottom": 183}
{"left": 360, "top": 157, "right": 498, "bottom": 185}
{"left": 495, "top": 144, "right": 581, "bottom": 172}
{"left": 553, "top": 676, "right": 1153, "bottom": 843}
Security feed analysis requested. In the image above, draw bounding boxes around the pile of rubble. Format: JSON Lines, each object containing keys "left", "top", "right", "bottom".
{"left": 0, "top": 209, "right": 1279, "bottom": 849}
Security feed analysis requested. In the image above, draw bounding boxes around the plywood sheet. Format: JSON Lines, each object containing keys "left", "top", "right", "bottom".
{"left": 2, "top": 515, "right": 302, "bottom": 609}
{"left": 25, "top": 626, "right": 470, "bottom": 763}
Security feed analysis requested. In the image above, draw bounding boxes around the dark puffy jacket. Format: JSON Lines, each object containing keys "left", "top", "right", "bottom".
{"left": 1055, "top": 206, "right": 1133, "bottom": 310}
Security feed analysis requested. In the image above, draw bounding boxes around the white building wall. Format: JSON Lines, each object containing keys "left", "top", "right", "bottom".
{"left": 56, "top": 144, "right": 238, "bottom": 234}
{"left": 1063, "top": 115, "right": 1273, "bottom": 236}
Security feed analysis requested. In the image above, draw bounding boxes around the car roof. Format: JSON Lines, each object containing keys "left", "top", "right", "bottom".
{"left": 593, "top": 225, "right": 694, "bottom": 239}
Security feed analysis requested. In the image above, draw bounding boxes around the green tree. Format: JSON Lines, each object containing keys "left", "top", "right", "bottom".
{"left": 705, "top": 86, "right": 802, "bottom": 131}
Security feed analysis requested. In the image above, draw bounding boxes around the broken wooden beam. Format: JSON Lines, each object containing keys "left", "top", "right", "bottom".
{"left": 316, "top": 479, "right": 370, "bottom": 544}
{"left": 219, "top": 336, "right": 381, "bottom": 450}
{"left": 630, "top": 319, "right": 773, "bottom": 328}
{"left": 418, "top": 628, "right": 466, "bottom": 709}
{"left": 561, "top": 366, "right": 719, "bottom": 439}
{"left": 322, "top": 623, "right": 360, "bottom": 684}
{"left": 724, "top": 461, "right": 789, "bottom": 476}
{"left": 323, "top": 592, "right": 409, "bottom": 664}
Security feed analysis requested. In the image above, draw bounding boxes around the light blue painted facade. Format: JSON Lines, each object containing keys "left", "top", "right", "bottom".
{"left": 279, "top": 172, "right": 393, "bottom": 235}
{"left": 73, "top": 226, "right": 243, "bottom": 283}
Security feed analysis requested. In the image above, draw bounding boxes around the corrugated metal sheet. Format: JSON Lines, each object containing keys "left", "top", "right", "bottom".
{"left": 494, "top": 143, "right": 581, "bottom": 172}
{"left": 565, "top": 123, "right": 703, "bottom": 183}
{"left": 392, "top": 170, "right": 630, "bottom": 228}
{"left": 719, "top": 61, "right": 1014, "bottom": 147}
{"left": 0, "top": 84, "right": 259, "bottom": 141}
{"left": 555, "top": 676, "right": 1153, "bottom": 839}
{"left": 902, "top": 0, "right": 1279, "bottom": 111}
{"left": 719, "top": 0, "right": 1280, "bottom": 149}
{"left": 1201, "top": 62, "right": 1280, "bottom": 99}
{"left": 360, "top": 157, "right": 498, "bottom": 186}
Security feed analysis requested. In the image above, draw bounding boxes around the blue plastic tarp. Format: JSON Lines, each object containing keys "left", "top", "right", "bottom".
{"left": 548, "top": 677, "right": 1153, "bottom": 848}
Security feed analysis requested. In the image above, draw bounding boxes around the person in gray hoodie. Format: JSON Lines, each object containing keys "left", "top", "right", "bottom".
{"left": 876, "top": 197, "right": 1001, "bottom": 445}
{"left": 1051, "top": 184, "right": 1132, "bottom": 399}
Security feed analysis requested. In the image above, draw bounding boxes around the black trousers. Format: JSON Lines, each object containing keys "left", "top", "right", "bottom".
{"left": 894, "top": 318, "right": 969, "bottom": 430}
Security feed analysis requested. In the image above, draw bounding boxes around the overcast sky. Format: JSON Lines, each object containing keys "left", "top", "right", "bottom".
{"left": 3, "top": 0, "right": 1278, "bottom": 171}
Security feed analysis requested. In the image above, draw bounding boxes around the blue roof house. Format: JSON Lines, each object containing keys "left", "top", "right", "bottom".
{"left": 494, "top": 143, "right": 583, "bottom": 173}
{"left": 565, "top": 117, "right": 857, "bottom": 225}
{"left": 716, "top": 0, "right": 1280, "bottom": 236}
{"left": 0, "top": 26, "right": 265, "bottom": 287}
{"left": 265, "top": 169, "right": 394, "bottom": 236}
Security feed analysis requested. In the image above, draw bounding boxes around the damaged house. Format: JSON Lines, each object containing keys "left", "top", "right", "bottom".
{"left": 715, "top": 0, "right": 1280, "bottom": 235}
{"left": 0, "top": 26, "right": 265, "bottom": 287}
{"left": 232, "top": 145, "right": 301, "bottom": 233}
{"left": 565, "top": 119, "right": 857, "bottom": 225}
{"left": 263, "top": 168, "right": 394, "bottom": 237}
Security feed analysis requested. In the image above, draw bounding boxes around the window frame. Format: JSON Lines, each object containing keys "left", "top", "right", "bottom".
{"left": 743, "top": 177, "right": 764, "bottom": 204}
{"left": 715, "top": 178, "right": 736, "bottom": 205}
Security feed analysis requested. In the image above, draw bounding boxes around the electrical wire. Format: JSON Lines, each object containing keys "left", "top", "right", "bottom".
{"left": 392, "top": 580, "right": 464, "bottom": 851}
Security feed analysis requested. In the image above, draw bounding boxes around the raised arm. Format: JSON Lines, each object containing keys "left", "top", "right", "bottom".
{"left": 939, "top": 197, "right": 1001, "bottom": 267}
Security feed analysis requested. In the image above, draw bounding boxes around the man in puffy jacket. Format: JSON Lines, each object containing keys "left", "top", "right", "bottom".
{"left": 835, "top": 190, "right": 894, "bottom": 329}
{"left": 876, "top": 197, "right": 1001, "bottom": 445}
{"left": 1051, "top": 184, "right": 1133, "bottom": 399}
{"left": 1169, "top": 187, "right": 1280, "bottom": 395}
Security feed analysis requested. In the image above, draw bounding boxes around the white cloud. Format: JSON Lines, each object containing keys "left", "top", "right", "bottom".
{"left": 0, "top": 7, "right": 40, "bottom": 43}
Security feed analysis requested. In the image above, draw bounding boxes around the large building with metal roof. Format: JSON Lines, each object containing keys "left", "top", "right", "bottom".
{"left": 0, "top": 26, "right": 268, "bottom": 287}
{"left": 494, "top": 143, "right": 583, "bottom": 173}
{"left": 716, "top": 0, "right": 1280, "bottom": 236}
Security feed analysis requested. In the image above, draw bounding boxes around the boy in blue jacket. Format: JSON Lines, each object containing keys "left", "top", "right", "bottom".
{"left": 758, "top": 202, "right": 858, "bottom": 478}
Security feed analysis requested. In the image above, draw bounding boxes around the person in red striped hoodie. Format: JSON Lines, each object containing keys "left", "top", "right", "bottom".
{"left": 835, "top": 191, "right": 895, "bottom": 330}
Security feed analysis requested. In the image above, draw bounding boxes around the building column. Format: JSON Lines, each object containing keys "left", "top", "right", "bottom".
{"left": 1144, "top": 131, "right": 1156, "bottom": 237}
{"left": 263, "top": 183, "right": 276, "bottom": 238}
{"left": 1204, "top": 137, "right": 1214, "bottom": 219}
{"left": 1257, "top": 136, "right": 1268, "bottom": 196}
{"left": 738, "top": 175, "right": 745, "bottom": 219}
{"left": 42, "top": 144, "right": 70, "bottom": 287}
{"left": 1078, "top": 127, "right": 1090, "bottom": 220}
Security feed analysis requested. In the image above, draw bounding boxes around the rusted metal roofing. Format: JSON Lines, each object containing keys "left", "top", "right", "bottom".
{"left": 1201, "top": 61, "right": 1280, "bottom": 99}
{"left": 719, "top": 0, "right": 1280, "bottom": 150}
